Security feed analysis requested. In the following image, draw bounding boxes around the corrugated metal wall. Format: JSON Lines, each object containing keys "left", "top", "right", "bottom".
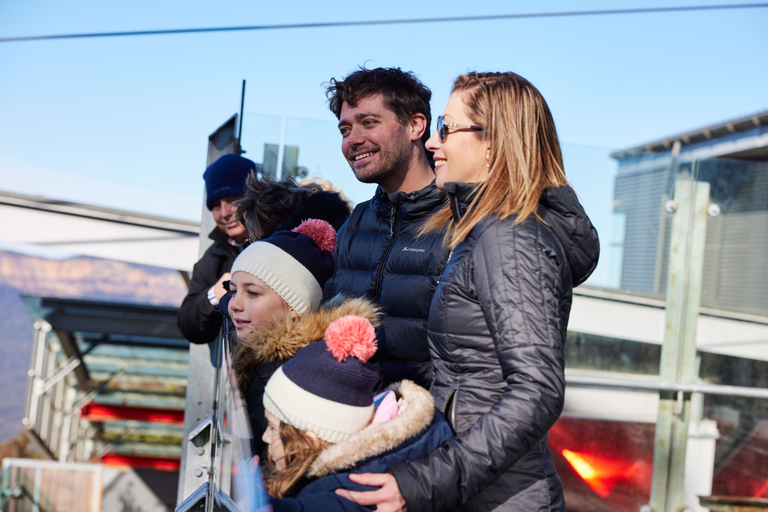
{"left": 614, "top": 158, "right": 768, "bottom": 316}
{"left": 614, "top": 165, "right": 668, "bottom": 294}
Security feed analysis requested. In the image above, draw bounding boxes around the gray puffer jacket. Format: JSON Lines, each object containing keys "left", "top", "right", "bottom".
{"left": 391, "top": 182, "right": 599, "bottom": 512}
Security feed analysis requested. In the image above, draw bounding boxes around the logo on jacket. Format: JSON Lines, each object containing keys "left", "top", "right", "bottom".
{"left": 402, "top": 247, "right": 426, "bottom": 253}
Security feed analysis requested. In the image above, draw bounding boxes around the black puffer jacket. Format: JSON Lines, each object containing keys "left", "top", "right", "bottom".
{"left": 329, "top": 181, "right": 450, "bottom": 389}
{"left": 391, "top": 183, "right": 600, "bottom": 511}
{"left": 177, "top": 227, "right": 241, "bottom": 344}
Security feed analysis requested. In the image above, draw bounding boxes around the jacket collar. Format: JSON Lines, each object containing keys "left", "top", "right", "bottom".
{"left": 208, "top": 226, "right": 230, "bottom": 245}
{"left": 372, "top": 180, "right": 447, "bottom": 220}
{"left": 207, "top": 227, "right": 245, "bottom": 257}
{"left": 234, "top": 295, "right": 381, "bottom": 367}
{"left": 308, "top": 380, "right": 435, "bottom": 478}
{"left": 442, "top": 182, "right": 480, "bottom": 222}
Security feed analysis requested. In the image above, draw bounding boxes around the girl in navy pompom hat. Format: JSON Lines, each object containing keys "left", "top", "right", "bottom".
{"left": 259, "top": 315, "right": 453, "bottom": 511}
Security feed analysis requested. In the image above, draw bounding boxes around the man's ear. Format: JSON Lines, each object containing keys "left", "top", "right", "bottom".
{"left": 408, "top": 113, "right": 428, "bottom": 142}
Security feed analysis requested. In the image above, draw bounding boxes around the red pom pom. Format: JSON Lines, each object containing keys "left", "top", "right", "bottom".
{"left": 324, "top": 316, "right": 377, "bottom": 363}
{"left": 294, "top": 219, "right": 337, "bottom": 253}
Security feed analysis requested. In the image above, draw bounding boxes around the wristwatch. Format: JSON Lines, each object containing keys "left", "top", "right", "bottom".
{"left": 207, "top": 285, "right": 219, "bottom": 307}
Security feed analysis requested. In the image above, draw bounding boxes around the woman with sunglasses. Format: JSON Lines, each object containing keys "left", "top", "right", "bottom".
{"left": 337, "top": 72, "right": 600, "bottom": 511}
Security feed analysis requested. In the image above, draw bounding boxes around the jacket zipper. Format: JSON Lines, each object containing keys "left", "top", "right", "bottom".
{"left": 373, "top": 203, "right": 401, "bottom": 301}
{"left": 436, "top": 249, "right": 454, "bottom": 284}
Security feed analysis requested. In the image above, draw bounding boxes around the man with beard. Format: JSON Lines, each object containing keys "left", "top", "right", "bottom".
{"left": 325, "top": 67, "right": 449, "bottom": 389}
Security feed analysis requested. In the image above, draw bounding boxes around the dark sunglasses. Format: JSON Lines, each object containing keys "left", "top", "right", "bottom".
{"left": 437, "top": 115, "right": 484, "bottom": 143}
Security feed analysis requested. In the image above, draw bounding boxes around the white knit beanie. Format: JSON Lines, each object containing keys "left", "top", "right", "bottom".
{"left": 230, "top": 219, "right": 336, "bottom": 315}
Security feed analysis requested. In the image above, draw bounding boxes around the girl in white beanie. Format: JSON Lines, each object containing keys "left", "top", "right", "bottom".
{"left": 228, "top": 218, "right": 341, "bottom": 455}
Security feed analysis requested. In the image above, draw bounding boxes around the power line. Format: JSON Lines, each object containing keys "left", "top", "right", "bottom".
{"left": 2, "top": 3, "right": 767, "bottom": 43}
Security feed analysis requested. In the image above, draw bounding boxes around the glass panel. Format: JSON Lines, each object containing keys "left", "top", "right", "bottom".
{"left": 240, "top": 113, "right": 376, "bottom": 206}
{"left": 696, "top": 157, "right": 768, "bottom": 318}
{"left": 566, "top": 332, "right": 661, "bottom": 376}
{"left": 700, "top": 353, "right": 768, "bottom": 499}
{"left": 692, "top": 155, "right": 768, "bottom": 502}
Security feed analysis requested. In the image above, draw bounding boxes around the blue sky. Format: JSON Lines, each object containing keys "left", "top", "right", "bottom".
{"left": 1, "top": 0, "right": 766, "bottom": 222}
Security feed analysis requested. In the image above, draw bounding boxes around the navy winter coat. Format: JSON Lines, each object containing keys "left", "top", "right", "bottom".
{"left": 329, "top": 181, "right": 449, "bottom": 388}
{"left": 270, "top": 381, "right": 453, "bottom": 512}
{"left": 391, "top": 183, "right": 600, "bottom": 511}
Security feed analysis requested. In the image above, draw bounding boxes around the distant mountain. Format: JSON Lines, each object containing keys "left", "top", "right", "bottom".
{"left": 0, "top": 250, "right": 189, "bottom": 443}
{"left": 0, "top": 250, "right": 187, "bottom": 306}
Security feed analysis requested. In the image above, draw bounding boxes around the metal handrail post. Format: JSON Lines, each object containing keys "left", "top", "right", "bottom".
{"left": 647, "top": 174, "right": 711, "bottom": 512}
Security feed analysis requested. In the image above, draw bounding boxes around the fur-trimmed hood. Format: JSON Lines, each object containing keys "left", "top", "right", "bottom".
{"left": 233, "top": 295, "right": 381, "bottom": 393}
{"left": 308, "top": 380, "right": 435, "bottom": 478}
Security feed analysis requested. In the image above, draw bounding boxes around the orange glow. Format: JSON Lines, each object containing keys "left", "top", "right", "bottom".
{"left": 561, "top": 449, "right": 640, "bottom": 498}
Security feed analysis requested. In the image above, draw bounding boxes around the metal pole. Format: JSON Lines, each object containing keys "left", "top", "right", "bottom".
{"left": 647, "top": 172, "right": 711, "bottom": 512}
{"left": 237, "top": 80, "right": 246, "bottom": 155}
{"left": 177, "top": 115, "right": 238, "bottom": 506}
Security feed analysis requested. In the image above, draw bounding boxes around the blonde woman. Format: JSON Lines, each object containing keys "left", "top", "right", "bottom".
{"left": 338, "top": 72, "right": 600, "bottom": 511}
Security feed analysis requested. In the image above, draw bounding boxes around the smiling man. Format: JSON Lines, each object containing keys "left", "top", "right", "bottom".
{"left": 325, "top": 67, "right": 449, "bottom": 389}
{"left": 178, "top": 154, "right": 253, "bottom": 345}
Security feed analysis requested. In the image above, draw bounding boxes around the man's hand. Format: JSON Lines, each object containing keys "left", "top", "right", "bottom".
{"left": 214, "top": 272, "right": 231, "bottom": 300}
{"left": 335, "top": 473, "right": 406, "bottom": 512}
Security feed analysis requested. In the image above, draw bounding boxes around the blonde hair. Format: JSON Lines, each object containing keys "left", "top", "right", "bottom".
{"left": 422, "top": 72, "right": 568, "bottom": 249}
{"left": 262, "top": 420, "right": 331, "bottom": 498}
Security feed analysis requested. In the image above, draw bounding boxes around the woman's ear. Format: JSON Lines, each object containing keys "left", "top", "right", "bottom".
{"left": 304, "top": 431, "right": 322, "bottom": 449}
{"left": 289, "top": 307, "right": 298, "bottom": 320}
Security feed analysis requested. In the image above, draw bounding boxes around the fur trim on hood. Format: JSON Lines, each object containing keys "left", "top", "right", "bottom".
{"left": 308, "top": 380, "right": 434, "bottom": 478}
{"left": 233, "top": 295, "right": 381, "bottom": 394}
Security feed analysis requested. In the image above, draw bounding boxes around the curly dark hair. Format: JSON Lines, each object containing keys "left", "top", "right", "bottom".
{"left": 236, "top": 174, "right": 321, "bottom": 240}
{"left": 236, "top": 172, "right": 352, "bottom": 241}
{"left": 326, "top": 66, "right": 432, "bottom": 146}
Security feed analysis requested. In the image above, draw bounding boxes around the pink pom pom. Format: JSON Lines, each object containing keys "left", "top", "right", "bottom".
{"left": 294, "top": 219, "right": 337, "bottom": 253}
{"left": 324, "top": 315, "right": 377, "bottom": 363}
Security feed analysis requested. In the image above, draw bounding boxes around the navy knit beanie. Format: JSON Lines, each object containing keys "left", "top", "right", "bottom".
{"left": 230, "top": 219, "right": 336, "bottom": 315}
{"left": 264, "top": 315, "right": 380, "bottom": 443}
{"left": 203, "top": 154, "right": 255, "bottom": 210}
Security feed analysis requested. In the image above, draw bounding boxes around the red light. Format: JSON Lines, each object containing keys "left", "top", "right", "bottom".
{"left": 561, "top": 449, "right": 640, "bottom": 498}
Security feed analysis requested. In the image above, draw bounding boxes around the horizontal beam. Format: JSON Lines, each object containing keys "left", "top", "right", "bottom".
{"left": 566, "top": 374, "right": 768, "bottom": 399}
{"left": 80, "top": 403, "right": 184, "bottom": 425}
